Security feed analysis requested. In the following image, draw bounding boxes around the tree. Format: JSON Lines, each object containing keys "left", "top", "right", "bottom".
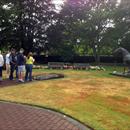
{"left": 0, "top": 0, "right": 56, "bottom": 53}
{"left": 113, "top": 0, "right": 130, "bottom": 52}
{"left": 57, "top": 0, "right": 118, "bottom": 63}
{"left": 0, "top": 1, "right": 17, "bottom": 50}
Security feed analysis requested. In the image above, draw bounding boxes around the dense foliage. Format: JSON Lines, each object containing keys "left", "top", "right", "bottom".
{"left": 0, "top": 0, "right": 130, "bottom": 61}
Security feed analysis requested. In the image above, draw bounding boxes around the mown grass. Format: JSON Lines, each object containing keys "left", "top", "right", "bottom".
{"left": 0, "top": 66, "right": 130, "bottom": 130}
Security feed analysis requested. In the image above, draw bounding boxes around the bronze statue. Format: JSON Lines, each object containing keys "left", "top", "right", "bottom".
{"left": 113, "top": 47, "right": 130, "bottom": 73}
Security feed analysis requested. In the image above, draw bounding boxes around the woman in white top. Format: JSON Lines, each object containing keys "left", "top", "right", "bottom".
{"left": 5, "top": 51, "right": 10, "bottom": 78}
{"left": 0, "top": 50, "right": 4, "bottom": 81}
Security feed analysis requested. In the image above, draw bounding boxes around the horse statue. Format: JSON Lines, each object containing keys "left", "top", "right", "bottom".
{"left": 113, "top": 47, "right": 130, "bottom": 73}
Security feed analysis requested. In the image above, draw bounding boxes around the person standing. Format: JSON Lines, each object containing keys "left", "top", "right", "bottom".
{"left": 9, "top": 49, "right": 18, "bottom": 80}
{"left": 25, "top": 52, "right": 35, "bottom": 81}
{"left": 17, "top": 48, "right": 26, "bottom": 82}
{"left": 5, "top": 51, "right": 10, "bottom": 78}
{"left": 0, "top": 50, "right": 4, "bottom": 82}
{"left": 15, "top": 52, "right": 18, "bottom": 80}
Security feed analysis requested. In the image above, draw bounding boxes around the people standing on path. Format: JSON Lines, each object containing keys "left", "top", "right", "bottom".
{"left": 5, "top": 51, "right": 11, "bottom": 79}
{"left": 0, "top": 50, "right": 4, "bottom": 82}
{"left": 25, "top": 52, "right": 35, "bottom": 81}
{"left": 9, "top": 49, "right": 18, "bottom": 80}
{"left": 17, "top": 48, "right": 26, "bottom": 82}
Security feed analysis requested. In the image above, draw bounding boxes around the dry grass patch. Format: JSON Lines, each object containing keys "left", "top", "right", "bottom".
{"left": 0, "top": 68, "right": 130, "bottom": 130}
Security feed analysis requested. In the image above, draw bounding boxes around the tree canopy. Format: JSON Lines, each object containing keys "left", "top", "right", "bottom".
{"left": 0, "top": 0, "right": 130, "bottom": 61}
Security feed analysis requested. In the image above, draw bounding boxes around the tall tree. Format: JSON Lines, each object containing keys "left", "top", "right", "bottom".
{"left": 0, "top": 1, "right": 16, "bottom": 49}
{"left": 15, "top": 0, "right": 56, "bottom": 53}
{"left": 0, "top": 0, "right": 56, "bottom": 53}
{"left": 57, "top": 0, "right": 117, "bottom": 63}
{"left": 114, "top": 0, "right": 130, "bottom": 51}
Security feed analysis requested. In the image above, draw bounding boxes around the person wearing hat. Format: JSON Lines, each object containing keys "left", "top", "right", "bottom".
{"left": 0, "top": 50, "right": 4, "bottom": 82}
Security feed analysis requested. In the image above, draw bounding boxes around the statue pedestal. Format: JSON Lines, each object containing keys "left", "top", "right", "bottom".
{"left": 33, "top": 73, "right": 64, "bottom": 80}
{"left": 111, "top": 71, "right": 130, "bottom": 78}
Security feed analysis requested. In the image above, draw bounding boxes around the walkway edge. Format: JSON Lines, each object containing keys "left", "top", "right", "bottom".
{"left": 0, "top": 100, "right": 94, "bottom": 130}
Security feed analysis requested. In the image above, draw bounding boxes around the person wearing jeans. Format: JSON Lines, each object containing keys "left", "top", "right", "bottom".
{"left": 0, "top": 50, "right": 4, "bottom": 82}
{"left": 25, "top": 52, "right": 35, "bottom": 81}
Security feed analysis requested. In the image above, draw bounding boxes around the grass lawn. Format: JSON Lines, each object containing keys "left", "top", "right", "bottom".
{"left": 0, "top": 66, "right": 130, "bottom": 130}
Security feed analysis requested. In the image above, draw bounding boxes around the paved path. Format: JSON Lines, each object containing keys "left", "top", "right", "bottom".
{"left": 0, "top": 102, "right": 91, "bottom": 130}
{"left": 0, "top": 79, "right": 19, "bottom": 88}
{"left": 0, "top": 73, "right": 64, "bottom": 88}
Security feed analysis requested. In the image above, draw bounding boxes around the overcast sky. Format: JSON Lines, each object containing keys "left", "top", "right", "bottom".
{"left": 53, "top": 0, "right": 64, "bottom": 5}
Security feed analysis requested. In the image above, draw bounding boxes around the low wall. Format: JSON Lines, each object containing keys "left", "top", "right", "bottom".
{"left": 34, "top": 55, "right": 123, "bottom": 64}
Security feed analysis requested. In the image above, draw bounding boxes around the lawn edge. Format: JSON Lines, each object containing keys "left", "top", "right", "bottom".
{"left": 0, "top": 99, "right": 94, "bottom": 130}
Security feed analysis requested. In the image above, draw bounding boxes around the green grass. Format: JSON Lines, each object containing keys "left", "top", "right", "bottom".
{"left": 0, "top": 66, "right": 130, "bottom": 130}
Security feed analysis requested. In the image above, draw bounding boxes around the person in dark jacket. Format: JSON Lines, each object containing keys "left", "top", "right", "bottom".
{"left": 9, "top": 49, "right": 18, "bottom": 80}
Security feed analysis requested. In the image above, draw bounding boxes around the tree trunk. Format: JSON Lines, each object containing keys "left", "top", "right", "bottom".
{"left": 92, "top": 44, "right": 100, "bottom": 65}
{"left": 97, "top": 47, "right": 100, "bottom": 65}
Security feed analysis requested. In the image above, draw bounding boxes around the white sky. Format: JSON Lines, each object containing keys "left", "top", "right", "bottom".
{"left": 53, "top": 0, "right": 64, "bottom": 5}
{"left": 117, "top": 0, "right": 121, "bottom": 3}
{"left": 52, "top": 0, "right": 65, "bottom": 11}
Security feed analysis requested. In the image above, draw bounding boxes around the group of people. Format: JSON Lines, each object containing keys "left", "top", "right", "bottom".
{"left": 0, "top": 48, "right": 35, "bottom": 82}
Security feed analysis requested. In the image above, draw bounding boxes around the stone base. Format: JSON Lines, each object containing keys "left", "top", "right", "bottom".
{"left": 33, "top": 73, "right": 64, "bottom": 80}
{"left": 110, "top": 71, "right": 130, "bottom": 78}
